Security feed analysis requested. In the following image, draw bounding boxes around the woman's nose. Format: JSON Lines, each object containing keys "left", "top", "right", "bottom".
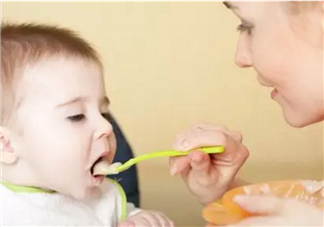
{"left": 235, "top": 35, "right": 253, "bottom": 68}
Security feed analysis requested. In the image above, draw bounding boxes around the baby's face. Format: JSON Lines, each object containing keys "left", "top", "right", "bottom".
{"left": 14, "top": 57, "right": 116, "bottom": 199}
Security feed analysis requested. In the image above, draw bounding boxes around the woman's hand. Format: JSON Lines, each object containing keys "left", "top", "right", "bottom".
{"left": 169, "top": 123, "right": 249, "bottom": 204}
{"left": 221, "top": 195, "right": 323, "bottom": 226}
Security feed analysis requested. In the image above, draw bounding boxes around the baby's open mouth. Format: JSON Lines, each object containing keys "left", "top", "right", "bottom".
{"left": 90, "top": 157, "right": 121, "bottom": 176}
{"left": 90, "top": 157, "right": 105, "bottom": 175}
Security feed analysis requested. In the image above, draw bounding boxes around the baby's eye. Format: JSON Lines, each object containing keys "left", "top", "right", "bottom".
{"left": 67, "top": 114, "right": 86, "bottom": 122}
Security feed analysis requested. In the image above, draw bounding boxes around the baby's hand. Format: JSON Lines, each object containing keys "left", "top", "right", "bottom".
{"left": 118, "top": 211, "right": 174, "bottom": 227}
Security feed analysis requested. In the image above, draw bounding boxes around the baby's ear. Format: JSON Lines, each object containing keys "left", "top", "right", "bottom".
{"left": 0, "top": 126, "right": 18, "bottom": 164}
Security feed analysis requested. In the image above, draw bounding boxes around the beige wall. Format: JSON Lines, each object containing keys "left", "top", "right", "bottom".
{"left": 2, "top": 2, "right": 323, "bottom": 226}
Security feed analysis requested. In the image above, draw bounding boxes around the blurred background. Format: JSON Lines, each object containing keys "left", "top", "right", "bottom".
{"left": 2, "top": 2, "right": 323, "bottom": 226}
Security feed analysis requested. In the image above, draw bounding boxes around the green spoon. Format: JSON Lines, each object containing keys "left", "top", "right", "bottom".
{"left": 93, "top": 146, "right": 225, "bottom": 175}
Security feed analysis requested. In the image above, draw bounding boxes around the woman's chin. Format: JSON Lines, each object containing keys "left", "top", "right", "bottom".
{"left": 282, "top": 108, "right": 321, "bottom": 128}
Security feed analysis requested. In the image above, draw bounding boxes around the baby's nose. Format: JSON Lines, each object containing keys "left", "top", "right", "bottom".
{"left": 94, "top": 119, "right": 113, "bottom": 140}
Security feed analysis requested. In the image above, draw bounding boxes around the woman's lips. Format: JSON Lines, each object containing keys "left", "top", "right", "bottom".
{"left": 271, "top": 88, "right": 279, "bottom": 99}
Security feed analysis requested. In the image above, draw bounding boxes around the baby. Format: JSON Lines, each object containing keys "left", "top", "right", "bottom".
{"left": 0, "top": 23, "right": 173, "bottom": 227}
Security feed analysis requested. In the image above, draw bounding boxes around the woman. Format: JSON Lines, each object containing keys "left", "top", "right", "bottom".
{"left": 169, "top": 2, "right": 323, "bottom": 225}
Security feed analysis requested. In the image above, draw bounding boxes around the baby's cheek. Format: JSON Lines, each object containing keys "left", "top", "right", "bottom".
{"left": 108, "top": 134, "right": 117, "bottom": 162}
{"left": 108, "top": 151, "right": 116, "bottom": 163}
{"left": 76, "top": 136, "right": 92, "bottom": 158}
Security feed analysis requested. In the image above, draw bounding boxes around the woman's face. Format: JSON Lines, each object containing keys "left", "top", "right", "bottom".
{"left": 226, "top": 2, "right": 323, "bottom": 127}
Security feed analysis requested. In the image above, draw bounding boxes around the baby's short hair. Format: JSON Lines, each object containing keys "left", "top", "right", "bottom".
{"left": 1, "top": 22, "right": 102, "bottom": 126}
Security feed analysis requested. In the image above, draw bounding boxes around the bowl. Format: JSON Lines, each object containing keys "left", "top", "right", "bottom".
{"left": 203, "top": 180, "right": 324, "bottom": 225}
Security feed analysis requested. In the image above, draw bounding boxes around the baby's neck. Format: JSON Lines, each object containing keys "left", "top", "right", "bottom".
{"left": 1, "top": 179, "right": 55, "bottom": 193}
{"left": 1, "top": 162, "right": 46, "bottom": 191}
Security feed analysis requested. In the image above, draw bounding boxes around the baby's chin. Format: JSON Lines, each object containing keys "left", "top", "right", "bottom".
{"left": 66, "top": 186, "right": 103, "bottom": 200}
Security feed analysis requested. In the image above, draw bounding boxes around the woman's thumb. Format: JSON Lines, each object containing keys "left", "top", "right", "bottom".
{"left": 188, "top": 150, "right": 211, "bottom": 172}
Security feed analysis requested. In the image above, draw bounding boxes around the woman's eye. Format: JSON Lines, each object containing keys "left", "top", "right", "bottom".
{"left": 67, "top": 114, "right": 86, "bottom": 122}
{"left": 236, "top": 24, "right": 253, "bottom": 35}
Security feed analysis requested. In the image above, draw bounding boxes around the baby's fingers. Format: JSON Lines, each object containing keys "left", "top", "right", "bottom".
{"left": 141, "top": 213, "right": 160, "bottom": 227}
{"left": 154, "top": 212, "right": 174, "bottom": 227}
{"left": 118, "top": 220, "right": 135, "bottom": 227}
